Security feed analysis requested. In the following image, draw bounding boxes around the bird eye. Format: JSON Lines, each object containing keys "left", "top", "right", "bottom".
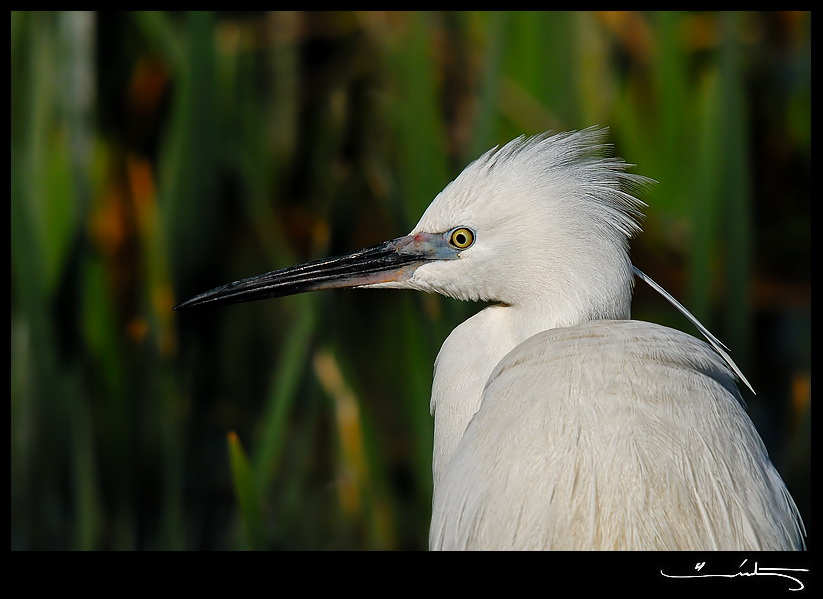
{"left": 448, "top": 227, "right": 475, "bottom": 249}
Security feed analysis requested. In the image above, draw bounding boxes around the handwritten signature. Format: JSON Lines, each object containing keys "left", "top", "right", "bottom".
{"left": 661, "top": 559, "right": 809, "bottom": 592}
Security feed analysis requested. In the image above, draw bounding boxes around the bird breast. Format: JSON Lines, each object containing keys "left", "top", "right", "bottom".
{"left": 429, "top": 319, "right": 804, "bottom": 550}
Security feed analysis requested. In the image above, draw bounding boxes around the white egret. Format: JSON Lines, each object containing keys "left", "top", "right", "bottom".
{"left": 176, "top": 127, "right": 805, "bottom": 551}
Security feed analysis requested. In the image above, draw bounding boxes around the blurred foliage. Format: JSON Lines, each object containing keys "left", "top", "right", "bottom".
{"left": 11, "top": 11, "right": 810, "bottom": 550}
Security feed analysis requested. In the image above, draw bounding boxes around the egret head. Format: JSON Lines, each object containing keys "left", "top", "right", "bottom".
{"left": 379, "top": 127, "right": 651, "bottom": 326}
{"left": 176, "top": 127, "right": 651, "bottom": 328}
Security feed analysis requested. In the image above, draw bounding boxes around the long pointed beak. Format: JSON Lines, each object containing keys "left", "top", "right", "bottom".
{"left": 174, "top": 233, "right": 445, "bottom": 310}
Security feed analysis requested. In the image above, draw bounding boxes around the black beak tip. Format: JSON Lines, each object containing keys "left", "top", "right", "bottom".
{"left": 173, "top": 299, "right": 193, "bottom": 311}
{"left": 173, "top": 293, "right": 212, "bottom": 310}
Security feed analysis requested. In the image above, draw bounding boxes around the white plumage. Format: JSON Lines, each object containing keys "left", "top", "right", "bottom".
{"left": 429, "top": 320, "right": 800, "bottom": 550}
{"left": 177, "top": 127, "right": 805, "bottom": 551}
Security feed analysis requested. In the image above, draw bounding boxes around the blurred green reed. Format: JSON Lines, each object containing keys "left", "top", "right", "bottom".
{"left": 11, "top": 11, "right": 810, "bottom": 550}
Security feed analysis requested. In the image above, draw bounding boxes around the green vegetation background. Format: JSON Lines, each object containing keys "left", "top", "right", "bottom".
{"left": 11, "top": 11, "right": 810, "bottom": 550}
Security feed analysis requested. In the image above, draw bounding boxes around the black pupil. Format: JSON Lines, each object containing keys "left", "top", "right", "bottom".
{"left": 455, "top": 232, "right": 466, "bottom": 246}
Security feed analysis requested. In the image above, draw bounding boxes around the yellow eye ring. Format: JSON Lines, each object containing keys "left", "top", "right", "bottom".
{"left": 449, "top": 227, "right": 475, "bottom": 249}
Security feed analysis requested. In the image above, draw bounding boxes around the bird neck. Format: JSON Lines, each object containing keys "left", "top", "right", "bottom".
{"left": 431, "top": 280, "right": 633, "bottom": 488}
{"left": 430, "top": 303, "right": 577, "bottom": 486}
